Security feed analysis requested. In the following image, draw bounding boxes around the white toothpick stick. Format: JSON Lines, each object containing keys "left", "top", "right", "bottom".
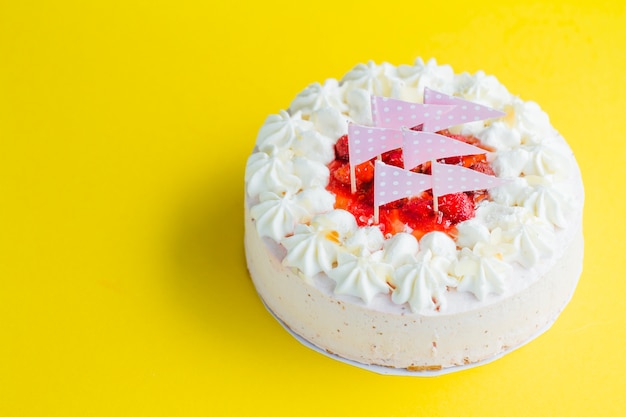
{"left": 350, "top": 163, "right": 356, "bottom": 194}
{"left": 374, "top": 204, "right": 380, "bottom": 225}
{"left": 373, "top": 155, "right": 382, "bottom": 223}
{"left": 431, "top": 159, "right": 439, "bottom": 213}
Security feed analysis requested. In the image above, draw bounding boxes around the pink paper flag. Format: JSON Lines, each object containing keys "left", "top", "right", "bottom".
{"left": 348, "top": 124, "right": 403, "bottom": 165}
{"left": 422, "top": 87, "right": 506, "bottom": 131}
{"left": 373, "top": 161, "right": 432, "bottom": 208}
{"left": 370, "top": 96, "right": 456, "bottom": 130}
{"left": 402, "top": 130, "right": 487, "bottom": 170}
{"left": 431, "top": 161, "right": 507, "bottom": 197}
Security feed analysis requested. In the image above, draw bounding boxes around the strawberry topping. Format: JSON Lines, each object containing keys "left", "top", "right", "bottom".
{"left": 335, "top": 134, "right": 350, "bottom": 160}
{"left": 327, "top": 130, "right": 495, "bottom": 238}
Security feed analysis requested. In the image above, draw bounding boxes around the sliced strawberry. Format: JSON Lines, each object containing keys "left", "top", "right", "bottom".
{"left": 438, "top": 129, "right": 494, "bottom": 151}
{"left": 331, "top": 161, "right": 352, "bottom": 185}
{"left": 378, "top": 207, "right": 405, "bottom": 236}
{"left": 355, "top": 160, "right": 375, "bottom": 184}
{"left": 330, "top": 160, "right": 375, "bottom": 187}
{"left": 381, "top": 149, "right": 404, "bottom": 168}
{"left": 438, "top": 129, "right": 476, "bottom": 145}
{"left": 348, "top": 192, "right": 374, "bottom": 226}
{"left": 399, "top": 196, "right": 437, "bottom": 229}
{"left": 335, "top": 135, "right": 349, "bottom": 160}
{"left": 469, "top": 160, "right": 496, "bottom": 176}
{"left": 437, "top": 193, "right": 475, "bottom": 224}
{"left": 439, "top": 155, "right": 464, "bottom": 166}
{"left": 417, "top": 161, "right": 431, "bottom": 175}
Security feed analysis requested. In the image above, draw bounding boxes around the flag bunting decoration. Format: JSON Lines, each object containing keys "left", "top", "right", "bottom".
{"left": 422, "top": 87, "right": 507, "bottom": 132}
{"left": 430, "top": 161, "right": 508, "bottom": 196}
{"left": 402, "top": 130, "right": 487, "bottom": 171}
{"left": 373, "top": 161, "right": 433, "bottom": 208}
{"left": 370, "top": 96, "right": 456, "bottom": 131}
{"left": 345, "top": 88, "right": 507, "bottom": 221}
{"left": 347, "top": 124, "right": 403, "bottom": 165}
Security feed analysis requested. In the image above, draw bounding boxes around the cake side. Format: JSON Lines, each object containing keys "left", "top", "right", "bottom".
{"left": 245, "top": 202, "right": 583, "bottom": 369}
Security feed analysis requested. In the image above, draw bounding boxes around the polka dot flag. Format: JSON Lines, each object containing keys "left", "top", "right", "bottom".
{"left": 431, "top": 161, "right": 508, "bottom": 196}
{"left": 373, "top": 160, "right": 508, "bottom": 210}
{"left": 347, "top": 124, "right": 403, "bottom": 165}
{"left": 353, "top": 89, "right": 508, "bottom": 214}
{"left": 402, "top": 130, "right": 487, "bottom": 170}
{"left": 373, "top": 161, "right": 432, "bottom": 208}
{"left": 370, "top": 96, "right": 455, "bottom": 131}
{"left": 422, "top": 87, "right": 506, "bottom": 131}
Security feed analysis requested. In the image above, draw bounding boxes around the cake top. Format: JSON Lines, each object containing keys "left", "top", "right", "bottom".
{"left": 245, "top": 58, "right": 583, "bottom": 314}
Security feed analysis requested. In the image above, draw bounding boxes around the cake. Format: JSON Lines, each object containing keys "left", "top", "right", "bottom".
{"left": 244, "top": 58, "right": 584, "bottom": 374}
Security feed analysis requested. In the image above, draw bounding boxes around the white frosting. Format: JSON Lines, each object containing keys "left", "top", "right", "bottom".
{"left": 419, "top": 232, "right": 458, "bottom": 260}
{"left": 345, "top": 88, "right": 374, "bottom": 125}
{"left": 454, "top": 246, "right": 512, "bottom": 301}
{"left": 511, "top": 98, "right": 554, "bottom": 144}
{"left": 281, "top": 210, "right": 356, "bottom": 278}
{"left": 244, "top": 58, "right": 584, "bottom": 313}
{"left": 503, "top": 218, "right": 555, "bottom": 268}
{"left": 250, "top": 189, "right": 333, "bottom": 242}
{"left": 291, "top": 156, "right": 330, "bottom": 190}
{"left": 311, "top": 107, "right": 349, "bottom": 140}
{"left": 328, "top": 250, "right": 392, "bottom": 303}
{"left": 290, "top": 79, "right": 348, "bottom": 116}
{"left": 454, "top": 70, "right": 512, "bottom": 109}
{"left": 245, "top": 150, "right": 301, "bottom": 198}
{"left": 256, "top": 110, "right": 313, "bottom": 152}
{"left": 521, "top": 143, "right": 572, "bottom": 179}
{"left": 521, "top": 183, "right": 570, "bottom": 228}
{"left": 382, "top": 233, "right": 419, "bottom": 267}
{"left": 394, "top": 57, "right": 455, "bottom": 102}
{"left": 341, "top": 60, "right": 396, "bottom": 98}
{"left": 391, "top": 250, "right": 457, "bottom": 313}
{"left": 476, "top": 121, "right": 522, "bottom": 152}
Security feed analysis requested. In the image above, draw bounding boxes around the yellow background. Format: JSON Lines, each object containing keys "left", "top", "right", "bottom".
{"left": 1, "top": 1, "right": 625, "bottom": 416}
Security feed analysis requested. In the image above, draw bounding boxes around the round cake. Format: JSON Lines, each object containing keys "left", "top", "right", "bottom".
{"left": 244, "top": 58, "right": 584, "bottom": 374}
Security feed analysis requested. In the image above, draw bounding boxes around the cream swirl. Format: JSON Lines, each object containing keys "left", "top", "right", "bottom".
{"left": 521, "top": 142, "right": 572, "bottom": 179}
{"left": 291, "top": 130, "right": 335, "bottom": 165}
{"left": 329, "top": 250, "right": 392, "bottom": 303}
{"left": 281, "top": 209, "right": 356, "bottom": 278}
{"left": 245, "top": 150, "right": 301, "bottom": 198}
{"left": 454, "top": 70, "right": 512, "bottom": 110}
{"left": 382, "top": 232, "right": 419, "bottom": 267}
{"left": 454, "top": 246, "right": 513, "bottom": 301}
{"left": 419, "top": 231, "right": 458, "bottom": 260}
{"left": 491, "top": 148, "right": 530, "bottom": 178}
{"left": 476, "top": 121, "right": 522, "bottom": 152}
{"left": 520, "top": 180, "right": 570, "bottom": 228}
{"left": 256, "top": 110, "right": 313, "bottom": 152}
{"left": 311, "top": 107, "right": 349, "bottom": 141}
{"left": 289, "top": 79, "right": 348, "bottom": 116}
{"left": 502, "top": 218, "right": 555, "bottom": 268}
{"left": 341, "top": 60, "right": 396, "bottom": 98}
{"left": 345, "top": 226, "right": 385, "bottom": 256}
{"left": 391, "top": 250, "right": 457, "bottom": 313}
{"left": 511, "top": 98, "right": 554, "bottom": 144}
{"left": 345, "top": 88, "right": 374, "bottom": 125}
{"left": 395, "top": 57, "right": 455, "bottom": 101}
{"left": 250, "top": 192, "right": 308, "bottom": 241}
{"left": 250, "top": 190, "right": 332, "bottom": 241}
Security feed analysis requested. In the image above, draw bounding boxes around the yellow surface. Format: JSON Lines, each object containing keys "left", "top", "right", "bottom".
{"left": 1, "top": 1, "right": 625, "bottom": 415}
